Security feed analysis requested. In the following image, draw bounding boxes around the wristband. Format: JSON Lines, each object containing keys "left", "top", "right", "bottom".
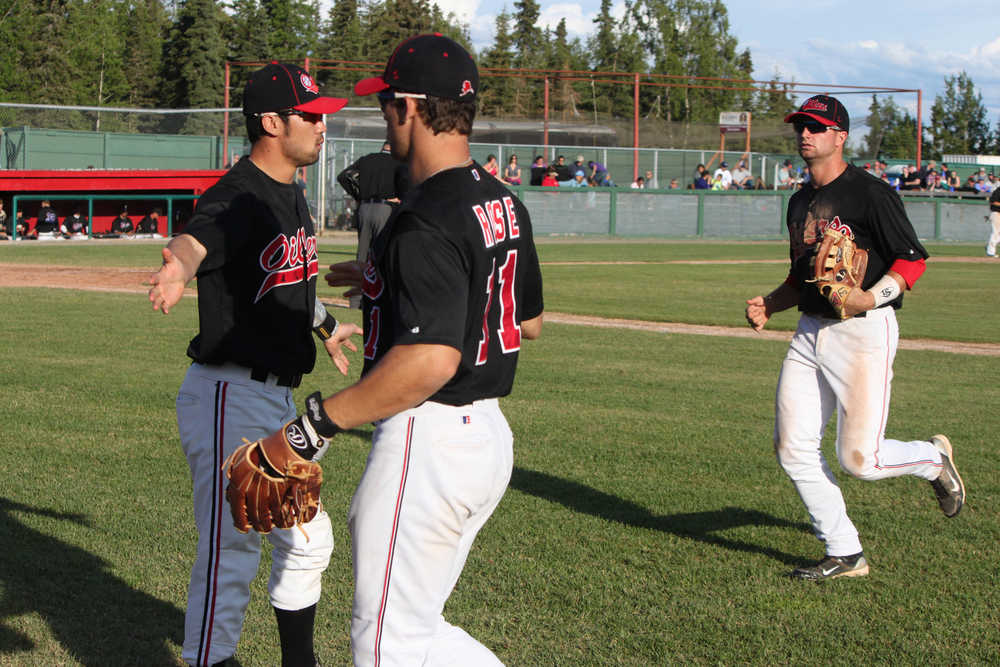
{"left": 866, "top": 274, "right": 901, "bottom": 308}
{"left": 283, "top": 391, "right": 343, "bottom": 461}
{"left": 313, "top": 311, "right": 339, "bottom": 341}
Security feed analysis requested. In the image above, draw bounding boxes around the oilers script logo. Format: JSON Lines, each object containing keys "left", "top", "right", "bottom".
{"left": 255, "top": 228, "right": 318, "bottom": 302}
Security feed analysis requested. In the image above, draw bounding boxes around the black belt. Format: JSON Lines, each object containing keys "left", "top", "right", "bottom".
{"left": 250, "top": 367, "right": 302, "bottom": 388}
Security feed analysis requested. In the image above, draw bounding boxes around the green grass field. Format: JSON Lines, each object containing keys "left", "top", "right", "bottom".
{"left": 0, "top": 240, "right": 997, "bottom": 665}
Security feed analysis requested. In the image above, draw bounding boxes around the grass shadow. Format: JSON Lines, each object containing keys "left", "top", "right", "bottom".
{"left": 0, "top": 497, "right": 186, "bottom": 666}
{"left": 510, "top": 467, "right": 812, "bottom": 566}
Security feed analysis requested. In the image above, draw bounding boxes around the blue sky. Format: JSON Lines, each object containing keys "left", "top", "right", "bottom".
{"left": 432, "top": 0, "right": 1000, "bottom": 146}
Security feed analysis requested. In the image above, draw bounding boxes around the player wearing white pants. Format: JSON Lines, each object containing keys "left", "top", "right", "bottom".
{"left": 775, "top": 309, "right": 944, "bottom": 557}
{"left": 349, "top": 399, "right": 512, "bottom": 666}
{"left": 178, "top": 363, "right": 333, "bottom": 666}
{"left": 985, "top": 187, "right": 1000, "bottom": 257}
{"left": 747, "top": 94, "right": 965, "bottom": 580}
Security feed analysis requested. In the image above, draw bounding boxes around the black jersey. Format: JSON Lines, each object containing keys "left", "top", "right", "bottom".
{"left": 184, "top": 158, "right": 319, "bottom": 376}
{"left": 360, "top": 161, "right": 544, "bottom": 406}
{"left": 787, "top": 164, "right": 928, "bottom": 317}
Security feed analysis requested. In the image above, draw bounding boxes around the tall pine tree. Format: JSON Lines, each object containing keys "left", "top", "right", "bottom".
{"left": 162, "top": 0, "right": 228, "bottom": 134}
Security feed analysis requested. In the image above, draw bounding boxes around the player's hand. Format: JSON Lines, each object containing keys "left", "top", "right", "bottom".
{"left": 322, "top": 322, "right": 362, "bottom": 375}
{"left": 325, "top": 261, "right": 363, "bottom": 300}
{"left": 745, "top": 296, "right": 770, "bottom": 331}
{"left": 840, "top": 288, "right": 876, "bottom": 319}
{"left": 149, "top": 247, "right": 189, "bottom": 314}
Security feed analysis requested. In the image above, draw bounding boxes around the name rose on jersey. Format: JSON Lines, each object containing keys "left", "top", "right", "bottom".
{"left": 255, "top": 227, "right": 318, "bottom": 302}
{"left": 472, "top": 196, "right": 521, "bottom": 249}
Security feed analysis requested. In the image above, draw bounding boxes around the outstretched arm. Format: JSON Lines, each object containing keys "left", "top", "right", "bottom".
{"left": 148, "top": 234, "right": 207, "bottom": 314}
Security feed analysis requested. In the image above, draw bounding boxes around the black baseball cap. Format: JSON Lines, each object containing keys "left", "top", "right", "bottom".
{"left": 784, "top": 94, "right": 850, "bottom": 132}
{"left": 354, "top": 34, "right": 478, "bottom": 101}
{"left": 243, "top": 62, "right": 348, "bottom": 115}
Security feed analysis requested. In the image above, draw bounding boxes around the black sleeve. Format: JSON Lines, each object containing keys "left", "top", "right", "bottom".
{"left": 394, "top": 164, "right": 410, "bottom": 198}
{"left": 868, "top": 182, "right": 928, "bottom": 262}
{"left": 184, "top": 190, "right": 254, "bottom": 274}
{"left": 990, "top": 188, "right": 1000, "bottom": 209}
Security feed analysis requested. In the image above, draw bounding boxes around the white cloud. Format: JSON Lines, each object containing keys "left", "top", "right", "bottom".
{"left": 538, "top": 3, "right": 597, "bottom": 36}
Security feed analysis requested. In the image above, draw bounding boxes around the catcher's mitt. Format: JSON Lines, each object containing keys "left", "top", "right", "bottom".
{"left": 808, "top": 225, "right": 868, "bottom": 319}
{"left": 224, "top": 427, "right": 323, "bottom": 536}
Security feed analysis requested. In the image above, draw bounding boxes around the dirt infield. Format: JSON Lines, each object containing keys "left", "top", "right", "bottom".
{"left": 2, "top": 262, "right": 996, "bottom": 357}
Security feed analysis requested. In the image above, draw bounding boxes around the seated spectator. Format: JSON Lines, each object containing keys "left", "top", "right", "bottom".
{"left": 946, "top": 166, "right": 960, "bottom": 191}
{"left": 588, "top": 160, "right": 610, "bottom": 186}
{"left": 503, "top": 154, "right": 521, "bottom": 185}
{"left": 529, "top": 155, "right": 547, "bottom": 186}
{"left": 693, "top": 167, "right": 710, "bottom": 189}
{"left": 567, "top": 170, "right": 588, "bottom": 187}
{"left": 731, "top": 160, "right": 754, "bottom": 189}
{"left": 111, "top": 209, "right": 135, "bottom": 235}
{"left": 13, "top": 210, "right": 29, "bottom": 238}
{"left": 777, "top": 160, "right": 797, "bottom": 189}
{"left": 693, "top": 163, "right": 705, "bottom": 186}
{"left": 62, "top": 209, "right": 89, "bottom": 237}
{"left": 925, "top": 169, "right": 941, "bottom": 192}
{"left": 872, "top": 161, "right": 885, "bottom": 179}
{"left": 901, "top": 166, "right": 922, "bottom": 191}
{"left": 482, "top": 154, "right": 500, "bottom": 179}
{"left": 960, "top": 175, "right": 978, "bottom": 192}
{"left": 644, "top": 170, "right": 658, "bottom": 189}
{"left": 0, "top": 201, "right": 7, "bottom": 239}
{"left": 668, "top": 178, "right": 680, "bottom": 189}
{"left": 712, "top": 162, "right": 733, "bottom": 190}
{"left": 552, "top": 155, "right": 573, "bottom": 182}
{"left": 35, "top": 200, "right": 60, "bottom": 236}
{"left": 573, "top": 155, "right": 586, "bottom": 176}
{"left": 987, "top": 173, "right": 999, "bottom": 193}
{"left": 137, "top": 209, "right": 163, "bottom": 235}
{"left": 541, "top": 168, "right": 559, "bottom": 187}
{"left": 630, "top": 176, "right": 645, "bottom": 189}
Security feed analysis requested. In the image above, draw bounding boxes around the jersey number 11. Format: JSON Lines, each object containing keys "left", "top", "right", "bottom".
{"left": 476, "top": 250, "right": 521, "bottom": 365}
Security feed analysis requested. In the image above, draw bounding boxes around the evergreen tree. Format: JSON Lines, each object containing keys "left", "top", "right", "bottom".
{"left": 478, "top": 9, "right": 515, "bottom": 118}
{"left": 125, "top": 0, "right": 171, "bottom": 109}
{"left": 260, "top": 0, "right": 322, "bottom": 61}
{"left": 163, "top": 0, "right": 228, "bottom": 134}
{"left": 317, "top": 0, "right": 364, "bottom": 95}
{"left": 929, "top": 71, "right": 991, "bottom": 156}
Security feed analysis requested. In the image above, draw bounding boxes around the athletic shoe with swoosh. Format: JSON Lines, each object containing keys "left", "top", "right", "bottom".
{"left": 791, "top": 552, "right": 869, "bottom": 580}
{"left": 929, "top": 434, "right": 965, "bottom": 517}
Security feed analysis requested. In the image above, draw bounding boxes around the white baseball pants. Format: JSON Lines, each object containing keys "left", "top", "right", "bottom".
{"left": 349, "top": 398, "right": 513, "bottom": 667}
{"left": 986, "top": 210, "right": 1000, "bottom": 256}
{"left": 177, "top": 363, "right": 333, "bottom": 667}
{"left": 774, "top": 309, "right": 943, "bottom": 557}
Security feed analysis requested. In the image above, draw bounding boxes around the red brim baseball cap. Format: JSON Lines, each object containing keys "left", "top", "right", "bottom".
{"left": 355, "top": 34, "right": 478, "bottom": 101}
{"left": 784, "top": 94, "right": 850, "bottom": 131}
{"left": 244, "top": 62, "right": 348, "bottom": 115}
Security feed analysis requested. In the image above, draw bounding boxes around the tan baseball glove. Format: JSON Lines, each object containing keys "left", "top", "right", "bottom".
{"left": 224, "top": 427, "right": 323, "bottom": 536}
{"left": 809, "top": 225, "right": 868, "bottom": 319}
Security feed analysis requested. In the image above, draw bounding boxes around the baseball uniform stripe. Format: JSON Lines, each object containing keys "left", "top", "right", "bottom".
{"left": 373, "top": 416, "right": 415, "bottom": 667}
{"left": 197, "top": 381, "right": 228, "bottom": 666}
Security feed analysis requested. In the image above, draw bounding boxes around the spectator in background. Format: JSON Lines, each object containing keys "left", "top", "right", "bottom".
{"left": 960, "top": 175, "right": 978, "bottom": 192}
{"left": 587, "top": 160, "right": 610, "bottom": 186}
{"left": 14, "top": 210, "right": 28, "bottom": 238}
{"left": 568, "top": 169, "right": 588, "bottom": 187}
{"left": 668, "top": 178, "right": 680, "bottom": 189}
{"left": 917, "top": 160, "right": 937, "bottom": 189}
{"left": 987, "top": 173, "right": 998, "bottom": 193}
{"left": 35, "top": 200, "right": 60, "bottom": 235}
{"left": 630, "top": 176, "right": 646, "bottom": 189}
{"left": 573, "top": 154, "right": 586, "bottom": 175}
{"left": 644, "top": 170, "right": 657, "bottom": 189}
{"left": 529, "top": 155, "right": 547, "bottom": 186}
{"left": 553, "top": 155, "right": 572, "bottom": 182}
{"left": 731, "top": 160, "right": 754, "bottom": 189}
{"left": 0, "top": 201, "right": 7, "bottom": 239}
{"left": 111, "top": 208, "right": 135, "bottom": 235}
{"left": 693, "top": 163, "right": 705, "bottom": 186}
{"left": 777, "top": 160, "right": 797, "bottom": 189}
{"left": 541, "top": 167, "right": 559, "bottom": 187}
{"left": 693, "top": 166, "right": 710, "bottom": 189}
{"left": 503, "top": 154, "right": 521, "bottom": 185}
{"left": 137, "top": 208, "right": 162, "bottom": 235}
{"left": 901, "top": 165, "right": 922, "bottom": 191}
{"left": 482, "top": 154, "right": 501, "bottom": 179}
{"left": 924, "top": 169, "right": 941, "bottom": 192}
{"left": 62, "top": 208, "right": 89, "bottom": 237}
{"left": 712, "top": 161, "right": 733, "bottom": 190}
{"left": 945, "top": 166, "right": 960, "bottom": 191}
{"left": 872, "top": 161, "right": 885, "bottom": 179}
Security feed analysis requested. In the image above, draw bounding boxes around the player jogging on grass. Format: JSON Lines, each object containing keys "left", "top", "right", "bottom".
{"left": 744, "top": 95, "right": 965, "bottom": 580}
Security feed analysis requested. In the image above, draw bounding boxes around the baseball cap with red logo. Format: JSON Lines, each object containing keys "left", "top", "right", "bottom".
{"left": 243, "top": 62, "right": 348, "bottom": 115}
{"left": 354, "top": 33, "right": 479, "bottom": 102}
{"left": 784, "top": 94, "right": 850, "bottom": 132}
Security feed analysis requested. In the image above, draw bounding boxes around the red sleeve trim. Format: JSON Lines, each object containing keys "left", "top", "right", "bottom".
{"left": 890, "top": 258, "right": 926, "bottom": 289}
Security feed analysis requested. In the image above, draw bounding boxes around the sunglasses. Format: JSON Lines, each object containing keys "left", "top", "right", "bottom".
{"left": 793, "top": 120, "right": 844, "bottom": 134}
{"left": 255, "top": 109, "right": 322, "bottom": 122}
{"left": 377, "top": 90, "right": 428, "bottom": 107}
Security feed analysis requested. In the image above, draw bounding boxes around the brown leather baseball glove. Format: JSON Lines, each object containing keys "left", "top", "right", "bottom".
{"left": 809, "top": 225, "right": 868, "bottom": 319}
{"left": 224, "top": 427, "right": 323, "bottom": 536}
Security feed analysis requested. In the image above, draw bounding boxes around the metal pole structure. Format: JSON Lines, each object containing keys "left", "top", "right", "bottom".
{"left": 916, "top": 89, "right": 923, "bottom": 168}
{"left": 633, "top": 73, "right": 640, "bottom": 182}
{"left": 223, "top": 62, "right": 230, "bottom": 169}
{"left": 543, "top": 78, "right": 550, "bottom": 151}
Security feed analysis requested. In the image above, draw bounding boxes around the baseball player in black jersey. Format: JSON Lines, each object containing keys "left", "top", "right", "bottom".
{"left": 148, "top": 62, "right": 361, "bottom": 667}
{"left": 252, "top": 34, "right": 544, "bottom": 665}
{"left": 745, "top": 95, "right": 965, "bottom": 580}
